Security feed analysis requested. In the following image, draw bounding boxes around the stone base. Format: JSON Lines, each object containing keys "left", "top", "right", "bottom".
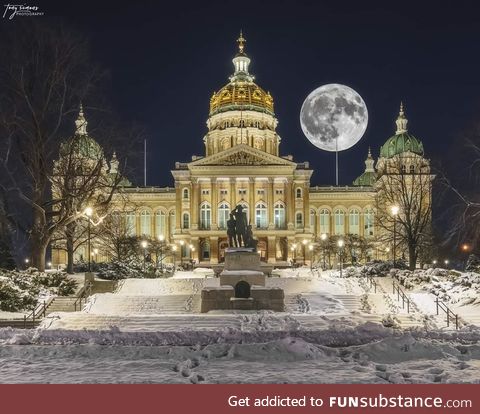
{"left": 220, "top": 269, "right": 265, "bottom": 287}
{"left": 84, "top": 272, "right": 95, "bottom": 283}
{"left": 200, "top": 286, "right": 284, "bottom": 313}
{"left": 224, "top": 251, "right": 260, "bottom": 271}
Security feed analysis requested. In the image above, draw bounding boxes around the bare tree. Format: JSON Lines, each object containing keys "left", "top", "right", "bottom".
{"left": 0, "top": 22, "right": 142, "bottom": 271}
{"left": 374, "top": 156, "right": 434, "bottom": 270}
{"left": 0, "top": 22, "right": 107, "bottom": 270}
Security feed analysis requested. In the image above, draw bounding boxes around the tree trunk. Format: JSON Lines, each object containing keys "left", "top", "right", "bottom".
{"left": 408, "top": 244, "right": 417, "bottom": 271}
{"left": 66, "top": 222, "right": 75, "bottom": 274}
{"left": 32, "top": 242, "right": 47, "bottom": 272}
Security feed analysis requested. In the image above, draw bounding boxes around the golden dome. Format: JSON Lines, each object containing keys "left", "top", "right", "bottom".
{"left": 209, "top": 81, "right": 274, "bottom": 116}
{"left": 209, "top": 32, "right": 274, "bottom": 116}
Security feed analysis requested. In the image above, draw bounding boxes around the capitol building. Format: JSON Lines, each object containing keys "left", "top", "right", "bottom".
{"left": 52, "top": 33, "right": 430, "bottom": 267}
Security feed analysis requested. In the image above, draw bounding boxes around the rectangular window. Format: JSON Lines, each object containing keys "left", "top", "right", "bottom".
{"left": 201, "top": 189, "right": 210, "bottom": 195}
{"left": 238, "top": 189, "right": 247, "bottom": 196}
{"left": 275, "top": 189, "right": 284, "bottom": 195}
{"left": 257, "top": 189, "right": 265, "bottom": 196}
{"left": 220, "top": 189, "right": 228, "bottom": 196}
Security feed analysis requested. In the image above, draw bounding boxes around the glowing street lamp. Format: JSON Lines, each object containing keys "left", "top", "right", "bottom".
{"left": 320, "top": 233, "right": 327, "bottom": 270}
{"left": 292, "top": 242, "right": 298, "bottom": 267}
{"left": 141, "top": 240, "right": 148, "bottom": 274}
{"left": 444, "top": 259, "right": 449, "bottom": 269}
{"left": 432, "top": 259, "right": 437, "bottom": 268}
{"left": 93, "top": 248, "right": 99, "bottom": 263}
{"left": 309, "top": 244, "right": 314, "bottom": 271}
{"left": 337, "top": 239, "right": 344, "bottom": 277}
{"left": 47, "top": 261, "right": 52, "bottom": 268}
{"left": 179, "top": 240, "right": 185, "bottom": 267}
{"left": 391, "top": 205, "right": 399, "bottom": 268}
{"left": 172, "top": 244, "right": 178, "bottom": 273}
{"left": 84, "top": 206, "right": 94, "bottom": 272}
{"left": 302, "top": 239, "right": 308, "bottom": 265}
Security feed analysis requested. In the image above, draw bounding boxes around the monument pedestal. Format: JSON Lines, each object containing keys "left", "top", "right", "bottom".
{"left": 200, "top": 248, "right": 284, "bottom": 313}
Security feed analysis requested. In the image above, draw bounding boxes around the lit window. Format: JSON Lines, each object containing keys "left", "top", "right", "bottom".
{"left": 334, "top": 209, "right": 345, "bottom": 235}
{"left": 218, "top": 203, "right": 230, "bottom": 230}
{"left": 255, "top": 202, "right": 268, "bottom": 229}
{"left": 182, "top": 213, "right": 190, "bottom": 229}
{"left": 349, "top": 209, "right": 360, "bottom": 235}
{"left": 126, "top": 212, "right": 136, "bottom": 236}
{"left": 364, "top": 209, "right": 374, "bottom": 237}
{"left": 274, "top": 202, "right": 285, "bottom": 229}
{"left": 140, "top": 210, "right": 151, "bottom": 236}
{"left": 296, "top": 212, "right": 303, "bottom": 228}
{"left": 319, "top": 209, "right": 330, "bottom": 234}
{"left": 155, "top": 211, "right": 166, "bottom": 238}
{"left": 200, "top": 203, "right": 211, "bottom": 230}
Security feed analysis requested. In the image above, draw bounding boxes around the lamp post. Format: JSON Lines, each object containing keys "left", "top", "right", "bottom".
{"left": 292, "top": 243, "right": 298, "bottom": 267}
{"left": 141, "top": 240, "right": 148, "bottom": 275}
{"left": 172, "top": 245, "right": 177, "bottom": 273}
{"left": 158, "top": 234, "right": 165, "bottom": 271}
{"left": 444, "top": 259, "right": 449, "bottom": 269}
{"left": 391, "top": 205, "right": 399, "bottom": 268}
{"left": 179, "top": 240, "right": 185, "bottom": 268}
{"left": 432, "top": 259, "right": 437, "bottom": 269}
{"left": 337, "top": 239, "right": 344, "bottom": 277}
{"left": 461, "top": 243, "right": 470, "bottom": 270}
{"left": 320, "top": 233, "right": 327, "bottom": 270}
{"left": 84, "top": 207, "right": 93, "bottom": 272}
{"left": 309, "top": 244, "right": 314, "bottom": 271}
{"left": 302, "top": 239, "right": 308, "bottom": 266}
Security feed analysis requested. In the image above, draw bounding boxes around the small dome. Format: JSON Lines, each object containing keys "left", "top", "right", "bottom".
{"left": 60, "top": 134, "right": 104, "bottom": 160}
{"left": 379, "top": 103, "right": 424, "bottom": 158}
{"left": 380, "top": 132, "right": 424, "bottom": 158}
{"left": 209, "top": 81, "right": 274, "bottom": 116}
{"left": 353, "top": 171, "right": 376, "bottom": 186}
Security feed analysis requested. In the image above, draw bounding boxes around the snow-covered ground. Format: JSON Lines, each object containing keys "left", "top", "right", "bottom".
{"left": 1, "top": 265, "right": 480, "bottom": 383}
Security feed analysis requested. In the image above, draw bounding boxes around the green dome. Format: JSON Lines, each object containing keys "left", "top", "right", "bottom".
{"left": 60, "top": 134, "right": 104, "bottom": 160}
{"left": 380, "top": 132, "right": 424, "bottom": 158}
{"left": 353, "top": 171, "right": 376, "bottom": 187}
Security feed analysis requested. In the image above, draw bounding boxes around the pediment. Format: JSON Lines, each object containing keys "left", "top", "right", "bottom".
{"left": 189, "top": 145, "right": 296, "bottom": 167}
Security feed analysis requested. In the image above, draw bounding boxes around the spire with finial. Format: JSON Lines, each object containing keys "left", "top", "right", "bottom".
{"left": 231, "top": 31, "right": 252, "bottom": 80}
{"left": 109, "top": 151, "right": 119, "bottom": 174}
{"left": 237, "top": 30, "right": 246, "bottom": 55}
{"left": 75, "top": 102, "right": 88, "bottom": 136}
{"left": 395, "top": 101, "right": 408, "bottom": 134}
{"left": 364, "top": 147, "right": 375, "bottom": 172}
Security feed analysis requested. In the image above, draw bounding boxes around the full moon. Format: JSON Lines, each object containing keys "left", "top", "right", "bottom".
{"left": 300, "top": 84, "right": 368, "bottom": 152}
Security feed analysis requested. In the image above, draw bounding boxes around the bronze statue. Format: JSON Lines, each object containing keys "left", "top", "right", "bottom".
{"left": 232, "top": 205, "right": 247, "bottom": 247}
{"left": 226, "top": 213, "right": 237, "bottom": 247}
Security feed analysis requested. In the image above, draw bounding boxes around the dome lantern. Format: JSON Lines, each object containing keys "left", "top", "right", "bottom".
{"left": 395, "top": 101, "right": 408, "bottom": 134}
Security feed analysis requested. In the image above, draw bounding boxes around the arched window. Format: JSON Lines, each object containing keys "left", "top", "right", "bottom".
{"left": 140, "top": 210, "right": 151, "bottom": 236}
{"left": 409, "top": 165, "right": 415, "bottom": 174}
{"left": 364, "top": 209, "right": 375, "bottom": 237}
{"left": 319, "top": 209, "right": 330, "bottom": 235}
{"left": 334, "top": 209, "right": 345, "bottom": 235}
{"left": 349, "top": 209, "right": 360, "bottom": 235}
{"left": 155, "top": 210, "right": 166, "bottom": 238}
{"left": 218, "top": 202, "right": 230, "bottom": 230}
{"left": 200, "top": 203, "right": 211, "bottom": 230}
{"left": 182, "top": 213, "right": 190, "bottom": 229}
{"left": 296, "top": 188, "right": 302, "bottom": 198}
{"left": 200, "top": 239, "right": 210, "bottom": 260}
{"left": 169, "top": 211, "right": 175, "bottom": 237}
{"left": 401, "top": 164, "right": 407, "bottom": 174}
{"left": 274, "top": 202, "right": 285, "bottom": 229}
{"left": 126, "top": 212, "right": 136, "bottom": 236}
{"left": 310, "top": 209, "right": 316, "bottom": 233}
{"left": 296, "top": 212, "right": 303, "bottom": 228}
{"left": 255, "top": 202, "right": 268, "bottom": 229}
{"left": 183, "top": 188, "right": 189, "bottom": 199}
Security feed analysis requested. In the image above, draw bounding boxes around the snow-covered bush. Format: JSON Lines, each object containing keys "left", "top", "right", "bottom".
{"left": 0, "top": 268, "right": 77, "bottom": 312}
{"left": 96, "top": 258, "right": 170, "bottom": 280}
{"left": 465, "top": 254, "right": 480, "bottom": 273}
{"left": 360, "top": 260, "right": 407, "bottom": 277}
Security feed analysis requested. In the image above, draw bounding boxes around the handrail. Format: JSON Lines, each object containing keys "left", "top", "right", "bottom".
{"left": 365, "top": 275, "right": 377, "bottom": 293}
{"left": 23, "top": 296, "right": 54, "bottom": 328}
{"left": 73, "top": 281, "right": 92, "bottom": 311}
{"left": 435, "top": 297, "right": 459, "bottom": 330}
{"left": 392, "top": 281, "right": 411, "bottom": 313}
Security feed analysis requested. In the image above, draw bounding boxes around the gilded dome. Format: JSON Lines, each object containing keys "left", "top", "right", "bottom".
{"left": 209, "top": 32, "right": 274, "bottom": 116}
{"left": 209, "top": 81, "right": 274, "bottom": 116}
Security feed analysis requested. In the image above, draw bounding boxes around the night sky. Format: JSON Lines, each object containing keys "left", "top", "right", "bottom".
{"left": 38, "top": 0, "right": 480, "bottom": 186}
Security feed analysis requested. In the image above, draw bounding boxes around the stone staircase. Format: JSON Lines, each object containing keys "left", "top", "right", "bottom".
{"left": 86, "top": 294, "right": 201, "bottom": 315}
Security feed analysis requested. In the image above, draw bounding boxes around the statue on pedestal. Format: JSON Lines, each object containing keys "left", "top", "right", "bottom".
{"left": 227, "top": 213, "right": 237, "bottom": 247}
{"left": 228, "top": 204, "right": 257, "bottom": 249}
